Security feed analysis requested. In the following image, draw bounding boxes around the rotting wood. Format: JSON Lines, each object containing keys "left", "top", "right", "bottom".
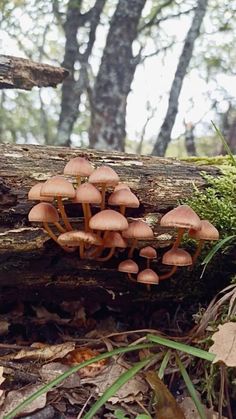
{"left": 0, "top": 143, "right": 221, "bottom": 304}
{"left": 0, "top": 55, "right": 69, "bottom": 90}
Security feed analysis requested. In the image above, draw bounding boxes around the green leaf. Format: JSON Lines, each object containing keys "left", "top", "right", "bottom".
{"left": 158, "top": 349, "right": 171, "bottom": 379}
{"left": 211, "top": 121, "right": 236, "bottom": 167}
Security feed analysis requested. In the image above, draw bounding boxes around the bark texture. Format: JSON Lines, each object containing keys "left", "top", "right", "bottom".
{"left": 89, "top": 0, "right": 146, "bottom": 151}
{"left": 0, "top": 143, "right": 220, "bottom": 305}
{"left": 152, "top": 0, "right": 208, "bottom": 156}
{"left": 57, "top": 0, "right": 106, "bottom": 146}
{"left": 0, "top": 55, "right": 69, "bottom": 90}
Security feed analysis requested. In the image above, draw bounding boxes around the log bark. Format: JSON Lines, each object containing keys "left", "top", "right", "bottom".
{"left": 0, "top": 55, "right": 69, "bottom": 90}
{"left": 0, "top": 144, "right": 220, "bottom": 305}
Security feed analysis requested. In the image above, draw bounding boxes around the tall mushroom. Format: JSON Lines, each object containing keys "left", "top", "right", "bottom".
{"left": 28, "top": 202, "right": 60, "bottom": 243}
{"left": 122, "top": 220, "right": 154, "bottom": 258}
{"left": 74, "top": 183, "right": 102, "bottom": 232}
{"left": 41, "top": 176, "right": 75, "bottom": 231}
{"left": 108, "top": 189, "right": 139, "bottom": 216}
{"left": 88, "top": 166, "right": 119, "bottom": 210}
{"left": 64, "top": 157, "right": 94, "bottom": 186}
{"left": 189, "top": 220, "right": 219, "bottom": 264}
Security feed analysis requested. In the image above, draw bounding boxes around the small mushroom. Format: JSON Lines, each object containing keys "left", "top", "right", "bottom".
{"left": 160, "top": 205, "right": 201, "bottom": 249}
{"left": 108, "top": 189, "right": 139, "bottom": 215}
{"left": 118, "top": 259, "right": 139, "bottom": 281}
{"left": 88, "top": 166, "right": 119, "bottom": 210}
{"left": 160, "top": 247, "right": 192, "bottom": 280}
{"left": 64, "top": 156, "right": 94, "bottom": 186}
{"left": 189, "top": 220, "right": 219, "bottom": 264}
{"left": 74, "top": 183, "right": 102, "bottom": 232}
{"left": 139, "top": 246, "right": 157, "bottom": 269}
{"left": 122, "top": 220, "right": 154, "bottom": 258}
{"left": 97, "top": 232, "right": 127, "bottom": 262}
{"left": 137, "top": 268, "right": 159, "bottom": 291}
{"left": 41, "top": 176, "right": 75, "bottom": 231}
{"left": 28, "top": 202, "right": 60, "bottom": 243}
{"left": 58, "top": 230, "right": 102, "bottom": 259}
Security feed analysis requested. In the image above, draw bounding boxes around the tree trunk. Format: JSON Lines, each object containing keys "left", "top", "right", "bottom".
{"left": 151, "top": 0, "right": 208, "bottom": 157}
{"left": 0, "top": 55, "right": 68, "bottom": 90}
{"left": 89, "top": 0, "right": 146, "bottom": 151}
{"left": 0, "top": 143, "right": 222, "bottom": 306}
{"left": 185, "top": 122, "right": 197, "bottom": 156}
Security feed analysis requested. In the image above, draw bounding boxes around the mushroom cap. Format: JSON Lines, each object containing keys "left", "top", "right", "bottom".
{"left": 160, "top": 205, "right": 201, "bottom": 230}
{"left": 64, "top": 157, "right": 94, "bottom": 177}
{"left": 122, "top": 220, "right": 154, "bottom": 239}
{"left": 137, "top": 269, "right": 159, "bottom": 285}
{"left": 118, "top": 259, "right": 139, "bottom": 274}
{"left": 28, "top": 202, "right": 59, "bottom": 223}
{"left": 88, "top": 166, "right": 119, "bottom": 186}
{"left": 189, "top": 220, "right": 219, "bottom": 241}
{"left": 114, "top": 183, "right": 131, "bottom": 192}
{"left": 103, "top": 232, "right": 127, "bottom": 248}
{"left": 162, "top": 248, "right": 192, "bottom": 266}
{"left": 41, "top": 176, "right": 75, "bottom": 198}
{"left": 89, "top": 209, "right": 128, "bottom": 231}
{"left": 58, "top": 231, "right": 102, "bottom": 247}
{"left": 139, "top": 246, "right": 157, "bottom": 259}
{"left": 28, "top": 183, "right": 53, "bottom": 202}
{"left": 108, "top": 189, "right": 139, "bottom": 208}
{"left": 74, "top": 183, "right": 102, "bottom": 204}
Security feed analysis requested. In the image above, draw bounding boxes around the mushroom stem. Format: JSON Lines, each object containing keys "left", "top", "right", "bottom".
{"left": 127, "top": 273, "right": 137, "bottom": 282}
{"left": 82, "top": 202, "right": 89, "bottom": 232}
{"left": 146, "top": 284, "right": 151, "bottom": 292}
{"left": 120, "top": 205, "right": 126, "bottom": 215}
{"left": 89, "top": 244, "right": 104, "bottom": 258}
{"left": 101, "top": 184, "right": 106, "bottom": 210}
{"left": 192, "top": 239, "right": 204, "bottom": 265}
{"left": 77, "top": 176, "right": 81, "bottom": 186}
{"left": 128, "top": 238, "right": 138, "bottom": 258}
{"left": 54, "top": 222, "right": 66, "bottom": 233}
{"left": 57, "top": 196, "right": 73, "bottom": 231}
{"left": 173, "top": 227, "right": 185, "bottom": 248}
{"left": 159, "top": 266, "right": 177, "bottom": 281}
{"left": 97, "top": 247, "right": 115, "bottom": 262}
{"left": 79, "top": 242, "right": 85, "bottom": 259}
{"left": 147, "top": 259, "right": 150, "bottom": 269}
{"left": 43, "top": 222, "right": 58, "bottom": 243}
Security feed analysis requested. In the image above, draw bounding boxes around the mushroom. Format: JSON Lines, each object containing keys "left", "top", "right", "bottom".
{"left": 122, "top": 220, "right": 154, "bottom": 258}
{"left": 88, "top": 166, "right": 119, "bottom": 210}
{"left": 97, "top": 232, "right": 127, "bottom": 262}
{"left": 137, "top": 268, "right": 159, "bottom": 291}
{"left": 118, "top": 259, "right": 139, "bottom": 281}
{"left": 28, "top": 183, "right": 65, "bottom": 233}
{"left": 189, "top": 220, "right": 219, "bottom": 264}
{"left": 160, "top": 205, "right": 201, "bottom": 249}
{"left": 114, "top": 183, "right": 131, "bottom": 192}
{"left": 139, "top": 246, "right": 157, "bottom": 268}
{"left": 64, "top": 157, "right": 94, "bottom": 186}
{"left": 28, "top": 202, "right": 60, "bottom": 243}
{"left": 58, "top": 230, "right": 102, "bottom": 259}
{"left": 74, "top": 183, "right": 102, "bottom": 232}
{"left": 160, "top": 247, "right": 192, "bottom": 280}
{"left": 41, "top": 176, "right": 75, "bottom": 231}
{"left": 108, "top": 189, "right": 139, "bottom": 215}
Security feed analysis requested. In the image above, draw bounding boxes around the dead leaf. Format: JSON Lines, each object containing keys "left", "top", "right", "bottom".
{"left": 14, "top": 342, "right": 75, "bottom": 361}
{"left": 179, "top": 397, "right": 228, "bottom": 419}
{"left": 209, "top": 322, "right": 236, "bottom": 366}
{"left": 0, "top": 319, "right": 9, "bottom": 336}
{"left": 82, "top": 362, "right": 148, "bottom": 404}
{"left": 65, "top": 348, "right": 106, "bottom": 378}
{"left": 0, "top": 384, "right": 47, "bottom": 418}
{"left": 32, "top": 306, "right": 70, "bottom": 325}
{"left": 39, "top": 362, "right": 81, "bottom": 388}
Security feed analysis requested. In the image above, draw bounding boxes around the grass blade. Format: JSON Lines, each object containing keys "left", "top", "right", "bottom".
{"left": 3, "top": 343, "right": 155, "bottom": 419}
{"left": 147, "top": 334, "right": 215, "bottom": 362}
{"left": 83, "top": 357, "right": 151, "bottom": 419}
{"left": 158, "top": 349, "right": 171, "bottom": 379}
{"left": 211, "top": 121, "right": 236, "bottom": 167}
{"left": 176, "top": 354, "right": 207, "bottom": 419}
{"left": 202, "top": 235, "right": 235, "bottom": 266}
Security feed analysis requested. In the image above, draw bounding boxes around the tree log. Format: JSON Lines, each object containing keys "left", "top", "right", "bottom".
{"left": 0, "top": 144, "right": 221, "bottom": 306}
{"left": 0, "top": 55, "right": 69, "bottom": 90}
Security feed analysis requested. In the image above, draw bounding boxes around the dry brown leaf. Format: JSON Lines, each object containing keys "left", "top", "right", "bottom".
{"left": 82, "top": 362, "right": 148, "bottom": 404}
{"left": 209, "top": 322, "right": 236, "bottom": 366}
{"left": 14, "top": 342, "right": 75, "bottom": 361}
{"left": 179, "top": 397, "right": 228, "bottom": 419}
{"left": 39, "top": 362, "right": 81, "bottom": 388}
{"left": 0, "top": 384, "right": 47, "bottom": 418}
{"left": 0, "top": 319, "right": 9, "bottom": 336}
{"left": 65, "top": 348, "right": 106, "bottom": 378}
{"left": 32, "top": 306, "right": 70, "bottom": 325}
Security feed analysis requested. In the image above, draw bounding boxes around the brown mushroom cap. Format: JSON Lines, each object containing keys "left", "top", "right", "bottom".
{"left": 162, "top": 248, "right": 192, "bottom": 266}
{"left": 103, "top": 232, "right": 127, "bottom": 248}
{"left": 139, "top": 246, "right": 157, "bottom": 259}
{"left": 41, "top": 176, "right": 75, "bottom": 198}
{"left": 118, "top": 259, "right": 139, "bottom": 274}
{"left": 108, "top": 189, "right": 139, "bottom": 208}
{"left": 74, "top": 183, "right": 102, "bottom": 204}
{"left": 58, "top": 231, "right": 102, "bottom": 247}
{"left": 88, "top": 166, "right": 119, "bottom": 186}
{"left": 189, "top": 220, "right": 219, "bottom": 241}
{"left": 137, "top": 269, "right": 159, "bottom": 285}
{"left": 64, "top": 157, "right": 94, "bottom": 177}
{"left": 160, "top": 205, "right": 201, "bottom": 230}
{"left": 89, "top": 209, "right": 128, "bottom": 231}
{"left": 122, "top": 220, "right": 154, "bottom": 239}
{"left": 114, "top": 183, "right": 131, "bottom": 192}
{"left": 28, "top": 202, "right": 59, "bottom": 223}
{"left": 28, "top": 183, "right": 53, "bottom": 202}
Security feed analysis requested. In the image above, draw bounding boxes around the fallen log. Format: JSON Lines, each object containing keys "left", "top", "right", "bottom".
{"left": 0, "top": 144, "right": 223, "bottom": 306}
{"left": 0, "top": 55, "right": 69, "bottom": 90}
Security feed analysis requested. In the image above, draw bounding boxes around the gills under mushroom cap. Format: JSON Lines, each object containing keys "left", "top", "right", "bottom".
{"left": 58, "top": 231, "right": 102, "bottom": 247}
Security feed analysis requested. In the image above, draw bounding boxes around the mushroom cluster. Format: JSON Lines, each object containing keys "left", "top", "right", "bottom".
{"left": 28, "top": 157, "right": 219, "bottom": 289}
